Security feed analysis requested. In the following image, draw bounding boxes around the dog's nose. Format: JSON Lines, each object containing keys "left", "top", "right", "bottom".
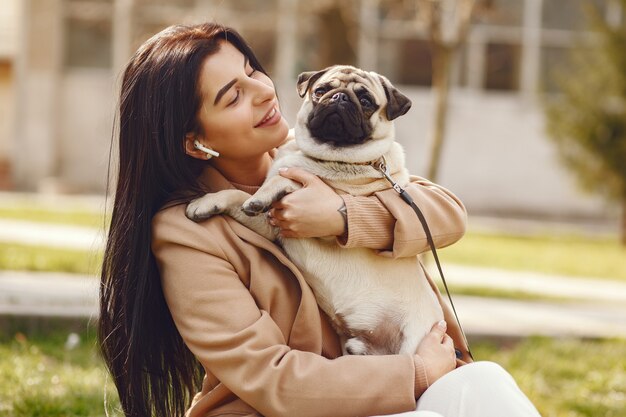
{"left": 330, "top": 92, "right": 349, "bottom": 103}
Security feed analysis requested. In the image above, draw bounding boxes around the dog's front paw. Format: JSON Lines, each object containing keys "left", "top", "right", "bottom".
{"left": 241, "top": 175, "right": 302, "bottom": 217}
{"left": 186, "top": 190, "right": 251, "bottom": 221}
{"left": 242, "top": 189, "right": 292, "bottom": 217}
{"left": 186, "top": 194, "right": 227, "bottom": 221}
{"left": 241, "top": 198, "right": 271, "bottom": 216}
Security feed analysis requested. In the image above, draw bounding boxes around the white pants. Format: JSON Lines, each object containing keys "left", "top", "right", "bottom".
{"left": 374, "top": 361, "right": 541, "bottom": 417}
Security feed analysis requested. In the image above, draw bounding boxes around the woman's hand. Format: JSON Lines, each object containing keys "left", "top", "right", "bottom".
{"left": 268, "top": 167, "right": 346, "bottom": 238}
{"left": 416, "top": 320, "right": 457, "bottom": 385}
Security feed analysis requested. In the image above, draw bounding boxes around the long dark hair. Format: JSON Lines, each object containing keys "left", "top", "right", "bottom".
{"left": 99, "top": 22, "right": 268, "bottom": 416}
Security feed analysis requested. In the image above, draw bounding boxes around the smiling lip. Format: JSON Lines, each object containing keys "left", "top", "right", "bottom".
{"left": 255, "top": 105, "right": 281, "bottom": 128}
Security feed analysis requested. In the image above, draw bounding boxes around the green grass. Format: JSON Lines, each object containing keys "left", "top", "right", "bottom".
{"left": 440, "top": 232, "right": 626, "bottom": 282}
{"left": 0, "top": 330, "right": 623, "bottom": 417}
{"left": 0, "top": 330, "right": 121, "bottom": 417}
{"left": 0, "top": 243, "right": 102, "bottom": 275}
{"left": 0, "top": 207, "right": 109, "bottom": 229}
{"left": 2, "top": 231, "right": 625, "bottom": 287}
{"left": 2, "top": 204, "right": 625, "bottom": 285}
{"left": 473, "top": 336, "right": 626, "bottom": 417}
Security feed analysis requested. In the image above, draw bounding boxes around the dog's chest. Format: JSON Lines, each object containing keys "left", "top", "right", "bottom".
{"left": 280, "top": 237, "right": 442, "bottom": 334}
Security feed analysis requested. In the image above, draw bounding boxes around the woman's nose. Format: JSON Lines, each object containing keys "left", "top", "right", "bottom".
{"left": 251, "top": 78, "right": 275, "bottom": 105}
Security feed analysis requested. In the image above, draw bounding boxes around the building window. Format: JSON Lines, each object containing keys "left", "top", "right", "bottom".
{"left": 64, "top": 0, "right": 113, "bottom": 69}
{"left": 64, "top": 18, "right": 112, "bottom": 69}
{"left": 484, "top": 42, "right": 520, "bottom": 90}
{"left": 135, "top": 0, "right": 195, "bottom": 6}
{"left": 397, "top": 38, "right": 433, "bottom": 86}
{"left": 475, "top": 0, "right": 524, "bottom": 27}
{"left": 542, "top": 0, "right": 608, "bottom": 30}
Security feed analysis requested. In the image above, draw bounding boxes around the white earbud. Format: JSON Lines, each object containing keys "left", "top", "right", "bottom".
{"left": 193, "top": 140, "right": 220, "bottom": 159}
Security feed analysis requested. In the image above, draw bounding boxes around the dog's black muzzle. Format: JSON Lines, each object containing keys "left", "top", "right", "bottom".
{"left": 307, "top": 90, "right": 373, "bottom": 146}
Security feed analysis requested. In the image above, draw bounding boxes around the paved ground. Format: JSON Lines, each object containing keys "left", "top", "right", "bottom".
{"left": 2, "top": 265, "right": 625, "bottom": 338}
{"left": 1, "top": 193, "right": 625, "bottom": 339}
{"left": 0, "top": 218, "right": 106, "bottom": 250}
{"left": 0, "top": 271, "right": 96, "bottom": 318}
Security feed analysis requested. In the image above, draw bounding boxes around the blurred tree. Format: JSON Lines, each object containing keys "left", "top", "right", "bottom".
{"left": 417, "top": 0, "right": 479, "bottom": 181}
{"left": 313, "top": 1, "right": 358, "bottom": 69}
{"left": 545, "top": 0, "right": 626, "bottom": 244}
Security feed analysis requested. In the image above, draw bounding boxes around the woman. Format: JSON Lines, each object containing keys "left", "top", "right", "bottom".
{"left": 99, "top": 22, "right": 541, "bottom": 417}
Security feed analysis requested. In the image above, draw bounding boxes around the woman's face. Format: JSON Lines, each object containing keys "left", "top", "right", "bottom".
{"left": 188, "top": 41, "right": 289, "bottom": 160}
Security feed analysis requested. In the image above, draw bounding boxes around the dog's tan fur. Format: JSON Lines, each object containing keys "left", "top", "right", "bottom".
{"left": 187, "top": 65, "right": 443, "bottom": 355}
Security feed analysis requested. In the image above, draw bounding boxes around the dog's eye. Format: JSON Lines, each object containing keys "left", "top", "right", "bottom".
{"left": 360, "top": 97, "right": 372, "bottom": 107}
{"left": 313, "top": 88, "right": 327, "bottom": 99}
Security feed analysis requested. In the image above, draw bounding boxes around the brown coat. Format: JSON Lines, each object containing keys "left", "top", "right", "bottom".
{"left": 151, "top": 165, "right": 471, "bottom": 417}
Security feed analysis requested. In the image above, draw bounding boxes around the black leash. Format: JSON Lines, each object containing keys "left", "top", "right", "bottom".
{"left": 373, "top": 157, "right": 473, "bottom": 360}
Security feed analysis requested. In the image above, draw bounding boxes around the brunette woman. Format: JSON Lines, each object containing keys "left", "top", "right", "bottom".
{"left": 99, "top": 22, "right": 541, "bottom": 417}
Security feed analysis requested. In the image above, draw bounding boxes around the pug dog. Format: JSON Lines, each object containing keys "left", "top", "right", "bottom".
{"left": 186, "top": 65, "right": 444, "bottom": 355}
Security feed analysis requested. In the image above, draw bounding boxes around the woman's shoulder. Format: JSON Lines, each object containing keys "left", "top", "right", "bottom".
{"left": 151, "top": 202, "right": 231, "bottom": 249}
{"left": 152, "top": 202, "right": 190, "bottom": 228}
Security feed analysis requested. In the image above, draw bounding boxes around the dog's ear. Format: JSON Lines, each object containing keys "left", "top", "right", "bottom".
{"left": 297, "top": 69, "right": 329, "bottom": 98}
{"left": 378, "top": 76, "right": 412, "bottom": 120}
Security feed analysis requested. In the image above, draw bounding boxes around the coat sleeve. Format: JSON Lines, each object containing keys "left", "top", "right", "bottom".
{"left": 151, "top": 208, "right": 429, "bottom": 417}
{"left": 337, "top": 176, "right": 467, "bottom": 258}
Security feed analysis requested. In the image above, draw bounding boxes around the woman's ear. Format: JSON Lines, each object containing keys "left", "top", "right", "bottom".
{"left": 184, "top": 133, "right": 208, "bottom": 160}
{"left": 185, "top": 133, "right": 219, "bottom": 160}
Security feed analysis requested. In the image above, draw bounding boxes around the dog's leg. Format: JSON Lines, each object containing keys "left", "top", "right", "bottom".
{"left": 342, "top": 313, "right": 405, "bottom": 355}
{"left": 242, "top": 175, "right": 302, "bottom": 216}
{"left": 186, "top": 190, "right": 278, "bottom": 241}
{"left": 344, "top": 338, "right": 369, "bottom": 355}
{"left": 186, "top": 189, "right": 249, "bottom": 221}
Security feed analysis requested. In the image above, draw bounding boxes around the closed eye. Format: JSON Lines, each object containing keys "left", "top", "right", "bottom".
{"left": 223, "top": 57, "right": 256, "bottom": 106}
{"left": 228, "top": 88, "right": 241, "bottom": 106}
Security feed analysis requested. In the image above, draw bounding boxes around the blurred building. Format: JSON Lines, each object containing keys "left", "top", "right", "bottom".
{"left": 0, "top": 0, "right": 20, "bottom": 189}
{"left": 4, "top": 0, "right": 623, "bottom": 222}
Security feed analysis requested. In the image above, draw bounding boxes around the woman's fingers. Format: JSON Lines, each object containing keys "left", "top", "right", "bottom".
{"left": 442, "top": 334, "right": 454, "bottom": 354}
{"left": 268, "top": 210, "right": 288, "bottom": 226}
{"left": 268, "top": 209, "right": 297, "bottom": 235}
{"left": 268, "top": 205, "right": 293, "bottom": 220}
{"left": 265, "top": 168, "right": 345, "bottom": 238}
{"left": 416, "top": 321, "right": 457, "bottom": 385}
{"left": 435, "top": 322, "right": 455, "bottom": 355}
{"left": 430, "top": 320, "right": 447, "bottom": 342}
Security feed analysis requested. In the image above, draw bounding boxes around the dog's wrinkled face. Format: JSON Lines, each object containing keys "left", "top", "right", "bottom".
{"left": 295, "top": 65, "right": 411, "bottom": 163}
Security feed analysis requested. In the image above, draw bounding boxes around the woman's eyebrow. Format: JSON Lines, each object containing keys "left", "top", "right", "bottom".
{"left": 213, "top": 55, "right": 250, "bottom": 105}
{"left": 214, "top": 79, "right": 237, "bottom": 105}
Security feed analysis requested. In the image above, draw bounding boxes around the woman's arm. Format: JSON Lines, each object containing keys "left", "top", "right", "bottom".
{"left": 151, "top": 207, "right": 435, "bottom": 417}
{"left": 272, "top": 169, "right": 467, "bottom": 258}
{"left": 347, "top": 175, "right": 467, "bottom": 258}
